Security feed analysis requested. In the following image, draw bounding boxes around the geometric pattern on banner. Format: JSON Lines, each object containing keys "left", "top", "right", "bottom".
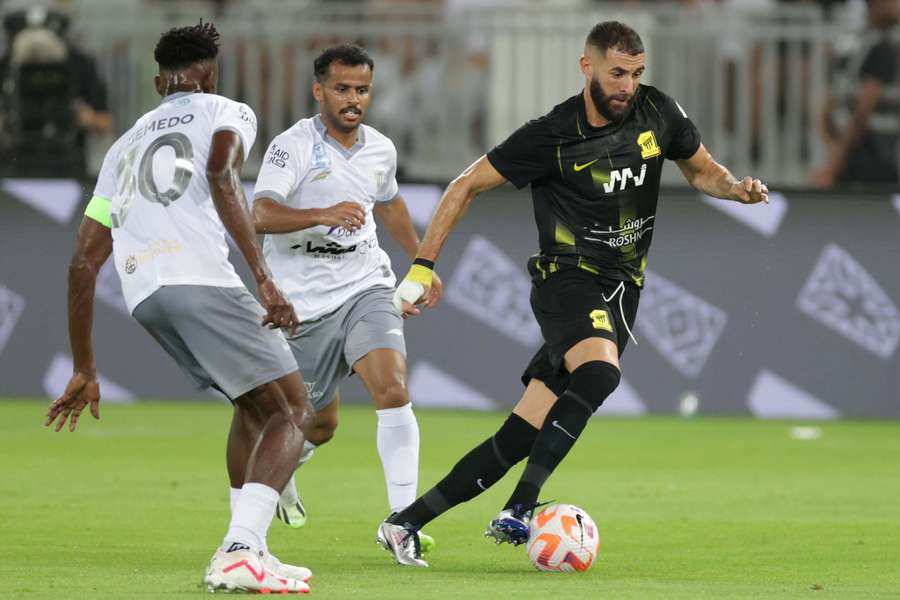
{"left": 42, "top": 353, "right": 136, "bottom": 404}
{"left": 407, "top": 360, "right": 497, "bottom": 410}
{"left": 2, "top": 178, "right": 82, "bottom": 224}
{"left": 95, "top": 261, "right": 129, "bottom": 316}
{"left": 0, "top": 283, "right": 26, "bottom": 357}
{"left": 636, "top": 270, "right": 728, "bottom": 378}
{"left": 398, "top": 183, "right": 442, "bottom": 229}
{"left": 747, "top": 369, "right": 839, "bottom": 420}
{"left": 796, "top": 243, "right": 900, "bottom": 359}
{"left": 445, "top": 235, "right": 542, "bottom": 348}
{"left": 594, "top": 376, "right": 647, "bottom": 416}
{"left": 701, "top": 191, "right": 788, "bottom": 237}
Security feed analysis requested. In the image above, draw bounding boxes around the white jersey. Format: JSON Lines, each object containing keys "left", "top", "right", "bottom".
{"left": 254, "top": 115, "right": 399, "bottom": 321}
{"left": 93, "top": 92, "right": 258, "bottom": 313}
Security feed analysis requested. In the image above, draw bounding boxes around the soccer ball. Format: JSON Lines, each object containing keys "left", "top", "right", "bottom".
{"left": 527, "top": 504, "right": 599, "bottom": 572}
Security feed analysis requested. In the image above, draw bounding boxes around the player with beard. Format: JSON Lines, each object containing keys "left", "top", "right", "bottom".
{"left": 252, "top": 44, "right": 442, "bottom": 546}
{"left": 376, "top": 21, "right": 768, "bottom": 567}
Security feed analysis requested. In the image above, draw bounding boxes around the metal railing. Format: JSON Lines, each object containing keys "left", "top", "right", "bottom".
{"left": 52, "top": 0, "right": 841, "bottom": 185}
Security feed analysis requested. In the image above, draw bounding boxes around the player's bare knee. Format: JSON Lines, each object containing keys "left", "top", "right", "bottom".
{"left": 373, "top": 382, "right": 408, "bottom": 410}
{"left": 308, "top": 418, "right": 337, "bottom": 446}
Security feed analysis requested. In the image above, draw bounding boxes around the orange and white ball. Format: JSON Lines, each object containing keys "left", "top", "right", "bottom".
{"left": 527, "top": 504, "right": 599, "bottom": 572}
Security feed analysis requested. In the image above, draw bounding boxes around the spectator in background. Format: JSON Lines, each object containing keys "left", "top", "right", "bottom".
{"left": 0, "top": 6, "right": 111, "bottom": 177}
{"left": 812, "top": 0, "right": 900, "bottom": 188}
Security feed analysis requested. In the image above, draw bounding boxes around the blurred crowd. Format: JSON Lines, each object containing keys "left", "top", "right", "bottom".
{"left": 0, "top": 5, "right": 110, "bottom": 177}
{"left": 0, "top": 0, "right": 897, "bottom": 190}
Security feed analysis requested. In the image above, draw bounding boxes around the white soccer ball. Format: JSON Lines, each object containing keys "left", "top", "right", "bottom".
{"left": 527, "top": 504, "right": 599, "bottom": 572}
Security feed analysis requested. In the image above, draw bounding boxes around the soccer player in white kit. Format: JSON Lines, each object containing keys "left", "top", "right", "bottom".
{"left": 252, "top": 44, "right": 442, "bottom": 548}
{"left": 45, "top": 23, "right": 315, "bottom": 593}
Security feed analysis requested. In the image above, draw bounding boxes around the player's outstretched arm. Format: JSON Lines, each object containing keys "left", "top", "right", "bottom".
{"left": 392, "top": 155, "right": 506, "bottom": 318}
{"left": 46, "top": 217, "right": 111, "bottom": 432}
{"left": 676, "top": 144, "right": 768, "bottom": 205}
{"left": 253, "top": 198, "right": 365, "bottom": 234}
{"left": 206, "top": 130, "right": 298, "bottom": 334}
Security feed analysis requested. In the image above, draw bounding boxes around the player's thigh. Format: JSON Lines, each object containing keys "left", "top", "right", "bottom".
{"left": 512, "top": 378, "right": 559, "bottom": 429}
{"left": 132, "top": 291, "right": 216, "bottom": 391}
{"left": 531, "top": 269, "right": 622, "bottom": 374}
{"left": 353, "top": 349, "right": 408, "bottom": 409}
{"left": 286, "top": 313, "right": 348, "bottom": 413}
{"left": 344, "top": 286, "right": 408, "bottom": 409}
{"left": 156, "top": 285, "right": 299, "bottom": 402}
{"left": 564, "top": 338, "right": 619, "bottom": 372}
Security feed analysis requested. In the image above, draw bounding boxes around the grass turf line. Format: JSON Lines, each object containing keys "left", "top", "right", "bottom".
{"left": 2, "top": 399, "right": 899, "bottom": 598}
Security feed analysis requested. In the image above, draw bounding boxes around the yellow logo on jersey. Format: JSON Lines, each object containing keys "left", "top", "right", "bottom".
{"left": 589, "top": 309, "right": 613, "bottom": 332}
{"left": 573, "top": 159, "right": 599, "bottom": 172}
{"left": 637, "top": 131, "right": 661, "bottom": 159}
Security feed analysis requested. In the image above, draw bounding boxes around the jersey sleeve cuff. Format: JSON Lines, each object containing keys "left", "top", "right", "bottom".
{"left": 253, "top": 189, "right": 287, "bottom": 204}
{"left": 214, "top": 125, "right": 253, "bottom": 160}
{"left": 84, "top": 195, "right": 112, "bottom": 228}
{"left": 486, "top": 150, "right": 525, "bottom": 189}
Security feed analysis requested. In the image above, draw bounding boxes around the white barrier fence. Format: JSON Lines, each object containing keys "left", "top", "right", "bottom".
{"left": 33, "top": 1, "right": 845, "bottom": 184}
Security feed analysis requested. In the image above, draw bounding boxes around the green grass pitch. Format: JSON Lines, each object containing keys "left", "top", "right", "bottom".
{"left": 2, "top": 399, "right": 899, "bottom": 598}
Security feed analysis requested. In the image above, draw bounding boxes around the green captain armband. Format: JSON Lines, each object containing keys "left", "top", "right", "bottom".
{"left": 84, "top": 195, "right": 112, "bottom": 228}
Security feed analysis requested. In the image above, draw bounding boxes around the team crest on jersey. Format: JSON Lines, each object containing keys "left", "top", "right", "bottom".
{"left": 589, "top": 309, "right": 613, "bottom": 332}
{"left": 311, "top": 142, "right": 331, "bottom": 169}
{"left": 637, "top": 131, "right": 661, "bottom": 159}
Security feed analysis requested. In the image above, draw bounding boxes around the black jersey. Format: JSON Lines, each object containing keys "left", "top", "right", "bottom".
{"left": 486, "top": 85, "right": 701, "bottom": 287}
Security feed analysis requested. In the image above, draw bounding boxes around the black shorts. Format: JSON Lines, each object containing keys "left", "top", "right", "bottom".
{"left": 521, "top": 261, "right": 640, "bottom": 397}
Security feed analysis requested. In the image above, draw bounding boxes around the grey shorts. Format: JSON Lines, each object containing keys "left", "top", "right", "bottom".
{"left": 132, "top": 285, "right": 298, "bottom": 401}
{"left": 288, "top": 285, "right": 405, "bottom": 411}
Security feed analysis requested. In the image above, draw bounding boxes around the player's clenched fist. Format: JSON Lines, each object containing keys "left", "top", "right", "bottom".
{"left": 393, "top": 259, "right": 436, "bottom": 319}
{"left": 731, "top": 176, "right": 768, "bottom": 204}
{"left": 317, "top": 201, "right": 366, "bottom": 230}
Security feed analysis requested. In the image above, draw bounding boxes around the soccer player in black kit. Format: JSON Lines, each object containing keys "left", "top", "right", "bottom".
{"left": 377, "top": 21, "right": 768, "bottom": 567}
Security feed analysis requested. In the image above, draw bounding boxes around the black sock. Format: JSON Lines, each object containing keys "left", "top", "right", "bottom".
{"left": 504, "top": 361, "right": 620, "bottom": 512}
{"left": 390, "top": 413, "right": 538, "bottom": 529}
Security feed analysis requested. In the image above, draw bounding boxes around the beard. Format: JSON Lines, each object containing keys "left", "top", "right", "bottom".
{"left": 589, "top": 78, "right": 634, "bottom": 123}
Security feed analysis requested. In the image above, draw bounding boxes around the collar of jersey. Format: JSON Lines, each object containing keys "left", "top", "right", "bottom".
{"left": 313, "top": 114, "right": 366, "bottom": 159}
{"left": 160, "top": 91, "right": 198, "bottom": 104}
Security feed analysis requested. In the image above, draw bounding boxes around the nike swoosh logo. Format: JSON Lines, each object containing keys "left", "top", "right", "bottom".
{"left": 551, "top": 420, "right": 577, "bottom": 440}
{"left": 387, "top": 329, "right": 403, "bottom": 336}
{"left": 476, "top": 478, "right": 486, "bottom": 490}
{"left": 573, "top": 159, "right": 599, "bottom": 172}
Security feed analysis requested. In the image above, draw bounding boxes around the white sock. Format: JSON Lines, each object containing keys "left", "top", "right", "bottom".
{"left": 279, "top": 440, "right": 317, "bottom": 506}
{"left": 229, "top": 487, "right": 241, "bottom": 515}
{"left": 223, "top": 483, "right": 279, "bottom": 554}
{"left": 376, "top": 404, "right": 420, "bottom": 513}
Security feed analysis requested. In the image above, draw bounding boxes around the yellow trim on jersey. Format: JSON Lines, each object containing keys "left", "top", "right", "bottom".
{"left": 84, "top": 195, "right": 112, "bottom": 228}
{"left": 554, "top": 223, "right": 576, "bottom": 246}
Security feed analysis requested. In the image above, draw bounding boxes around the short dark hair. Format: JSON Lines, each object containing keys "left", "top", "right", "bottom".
{"left": 586, "top": 21, "right": 644, "bottom": 56}
{"left": 313, "top": 43, "right": 374, "bottom": 81}
{"left": 154, "top": 21, "right": 220, "bottom": 70}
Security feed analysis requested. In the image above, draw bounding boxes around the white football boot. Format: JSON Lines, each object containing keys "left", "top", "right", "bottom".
{"left": 203, "top": 548, "right": 310, "bottom": 594}
{"left": 262, "top": 551, "right": 312, "bottom": 582}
